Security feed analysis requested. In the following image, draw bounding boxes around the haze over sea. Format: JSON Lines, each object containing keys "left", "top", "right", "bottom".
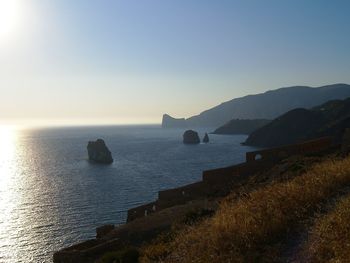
{"left": 0, "top": 125, "right": 257, "bottom": 262}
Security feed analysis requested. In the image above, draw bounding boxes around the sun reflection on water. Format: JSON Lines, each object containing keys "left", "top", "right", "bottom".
{"left": 0, "top": 125, "right": 20, "bottom": 261}
{"left": 0, "top": 126, "right": 17, "bottom": 188}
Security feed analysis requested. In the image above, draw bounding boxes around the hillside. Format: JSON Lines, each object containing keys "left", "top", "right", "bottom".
{"left": 140, "top": 154, "right": 350, "bottom": 263}
{"left": 244, "top": 98, "right": 350, "bottom": 147}
{"left": 213, "top": 119, "right": 271, "bottom": 135}
{"left": 162, "top": 84, "right": 350, "bottom": 128}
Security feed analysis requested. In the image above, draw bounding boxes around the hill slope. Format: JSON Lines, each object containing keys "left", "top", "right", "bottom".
{"left": 162, "top": 84, "right": 350, "bottom": 128}
{"left": 244, "top": 98, "right": 350, "bottom": 147}
{"left": 140, "top": 154, "right": 350, "bottom": 263}
{"left": 213, "top": 119, "right": 271, "bottom": 135}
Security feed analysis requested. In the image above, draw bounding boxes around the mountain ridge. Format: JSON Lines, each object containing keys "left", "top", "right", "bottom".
{"left": 162, "top": 83, "right": 350, "bottom": 128}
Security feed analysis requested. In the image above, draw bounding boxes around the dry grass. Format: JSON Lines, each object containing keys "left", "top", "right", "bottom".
{"left": 141, "top": 156, "right": 350, "bottom": 263}
{"left": 303, "top": 193, "right": 350, "bottom": 262}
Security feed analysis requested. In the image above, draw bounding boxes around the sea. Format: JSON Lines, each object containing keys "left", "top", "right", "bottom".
{"left": 0, "top": 125, "right": 257, "bottom": 262}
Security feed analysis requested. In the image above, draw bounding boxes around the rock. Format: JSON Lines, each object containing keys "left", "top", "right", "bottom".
{"left": 87, "top": 139, "right": 113, "bottom": 164}
{"left": 183, "top": 130, "right": 200, "bottom": 144}
{"left": 203, "top": 133, "right": 209, "bottom": 143}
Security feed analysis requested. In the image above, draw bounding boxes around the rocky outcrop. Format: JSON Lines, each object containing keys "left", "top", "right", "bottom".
{"left": 203, "top": 133, "right": 209, "bottom": 143}
{"left": 183, "top": 130, "right": 200, "bottom": 144}
{"left": 213, "top": 119, "right": 271, "bottom": 135}
{"left": 87, "top": 139, "right": 113, "bottom": 164}
{"left": 162, "top": 114, "right": 187, "bottom": 128}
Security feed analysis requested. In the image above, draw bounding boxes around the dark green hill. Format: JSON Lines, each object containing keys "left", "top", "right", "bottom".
{"left": 213, "top": 119, "right": 271, "bottom": 135}
{"left": 244, "top": 98, "right": 350, "bottom": 147}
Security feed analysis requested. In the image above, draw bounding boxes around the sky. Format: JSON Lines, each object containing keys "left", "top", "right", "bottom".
{"left": 0, "top": 0, "right": 350, "bottom": 126}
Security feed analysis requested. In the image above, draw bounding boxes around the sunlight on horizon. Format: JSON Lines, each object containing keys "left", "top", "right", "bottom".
{"left": 0, "top": 118, "right": 161, "bottom": 129}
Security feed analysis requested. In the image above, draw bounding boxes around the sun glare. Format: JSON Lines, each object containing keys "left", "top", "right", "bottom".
{"left": 0, "top": 125, "right": 16, "bottom": 169}
{"left": 0, "top": 0, "right": 21, "bottom": 40}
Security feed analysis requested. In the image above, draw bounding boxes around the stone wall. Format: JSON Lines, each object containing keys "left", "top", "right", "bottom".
{"left": 246, "top": 137, "right": 332, "bottom": 162}
{"left": 127, "top": 201, "right": 157, "bottom": 223}
{"left": 127, "top": 182, "right": 212, "bottom": 223}
{"left": 53, "top": 238, "right": 122, "bottom": 263}
{"left": 126, "top": 137, "right": 332, "bottom": 223}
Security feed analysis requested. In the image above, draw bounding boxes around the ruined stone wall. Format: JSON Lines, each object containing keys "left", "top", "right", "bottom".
{"left": 53, "top": 238, "right": 122, "bottom": 263}
{"left": 246, "top": 137, "right": 332, "bottom": 162}
{"left": 126, "top": 137, "right": 332, "bottom": 223}
{"left": 127, "top": 201, "right": 157, "bottom": 223}
{"left": 127, "top": 182, "right": 211, "bottom": 222}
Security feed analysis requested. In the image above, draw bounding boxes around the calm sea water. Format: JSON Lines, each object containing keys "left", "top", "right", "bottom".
{"left": 0, "top": 125, "right": 257, "bottom": 262}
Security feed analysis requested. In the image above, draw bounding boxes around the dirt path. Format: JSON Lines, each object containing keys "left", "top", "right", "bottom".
{"left": 280, "top": 186, "right": 350, "bottom": 263}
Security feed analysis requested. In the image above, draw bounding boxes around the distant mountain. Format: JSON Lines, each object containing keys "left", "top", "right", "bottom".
{"left": 162, "top": 84, "right": 350, "bottom": 128}
{"left": 213, "top": 119, "right": 271, "bottom": 135}
{"left": 244, "top": 98, "right": 350, "bottom": 147}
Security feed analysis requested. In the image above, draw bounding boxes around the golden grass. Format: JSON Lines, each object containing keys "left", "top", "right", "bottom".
{"left": 304, "top": 193, "right": 350, "bottom": 262}
{"left": 141, "top": 156, "right": 350, "bottom": 263}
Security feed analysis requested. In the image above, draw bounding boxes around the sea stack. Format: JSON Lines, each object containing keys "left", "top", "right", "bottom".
{"left": 203, "top": 133, "right": 209, "bottom": 143}
{"left": 183, "top": 130, "right": 200, "bottom": 144}
{"left": 87, "top": 139, "right": 113, "bottom": 164}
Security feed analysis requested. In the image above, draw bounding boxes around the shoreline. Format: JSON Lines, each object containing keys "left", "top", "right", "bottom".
{"left": 53, "top": 136, "right": 333, "bottom": 263}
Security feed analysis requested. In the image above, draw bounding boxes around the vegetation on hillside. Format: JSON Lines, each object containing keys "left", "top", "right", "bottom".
{"left": 245, "top": 97, "right": 350, "bottom": 147}
{"left": 303, "top": 193, "right": 350, "bottom": 262}
{"left": 140, "top": 155, "right": 350, "bottom": 263}
{"left": 213, "top": 119, "right": 271, "bottom": 135}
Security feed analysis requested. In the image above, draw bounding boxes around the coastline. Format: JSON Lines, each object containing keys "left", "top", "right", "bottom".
{"left": 53, "top": 137, "right": 334, "bottom": 263}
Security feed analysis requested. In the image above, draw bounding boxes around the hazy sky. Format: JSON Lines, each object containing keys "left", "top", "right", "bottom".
{"left": 0, "top": 0, "right": 350, "bottom": 126}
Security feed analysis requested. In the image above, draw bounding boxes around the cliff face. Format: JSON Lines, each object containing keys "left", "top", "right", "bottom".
{"left": 244, "top": 98, "right": 350, "bottom": 147}
{"left": 87, "top": 139, "right": 113, "bottom": 164}
{"left": 213, "top": 119, "right": 271, "bottom": 135}
{"left": 162, "top": 84, "right": 350, "bottom": 128}
{"left": 161, "top": 114, "right": 187, "bottom": 128}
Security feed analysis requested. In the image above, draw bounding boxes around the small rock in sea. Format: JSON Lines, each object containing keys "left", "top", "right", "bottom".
{"left": 183, "top": 130, "right": 200, "bottom": 144}
{"left": 87, "top": 139, "right": 113, "bottom": 164}
{"left": 203, "top": 133, "right": 209, "bottom": 143}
